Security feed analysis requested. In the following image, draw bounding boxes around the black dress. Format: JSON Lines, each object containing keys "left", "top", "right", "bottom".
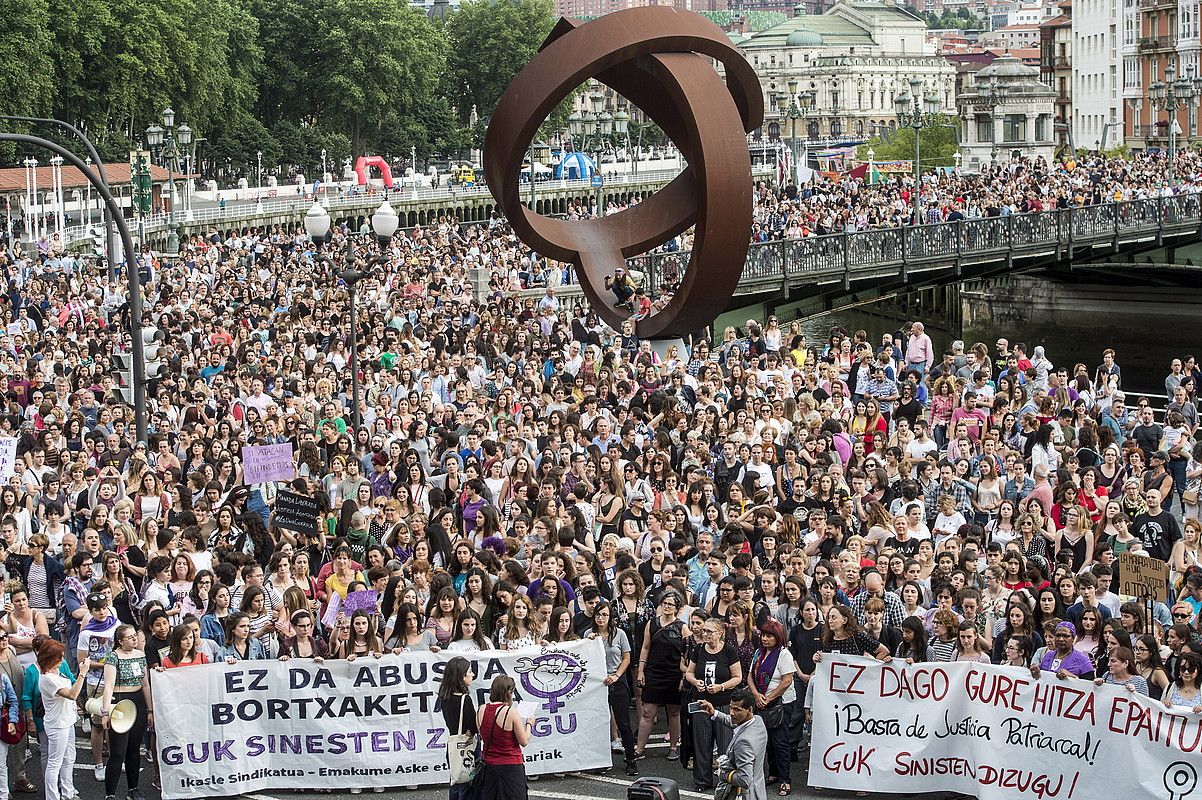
{"left": 642, "top": 617, "right": 687, "bottom": 705}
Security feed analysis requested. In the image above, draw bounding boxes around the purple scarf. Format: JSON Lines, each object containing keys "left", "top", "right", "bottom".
{"left": 751, "top": 645, "right": 781, "bottom": 693}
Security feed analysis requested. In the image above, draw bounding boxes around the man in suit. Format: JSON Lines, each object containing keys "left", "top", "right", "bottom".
{"left": 698, "top": 689, "right": 767, "bottom": 800}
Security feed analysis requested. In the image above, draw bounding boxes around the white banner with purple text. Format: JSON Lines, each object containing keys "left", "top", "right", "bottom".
{"left": 152, "top": 639, "right": 612, "bottom": 798}
{"left": 809, "top": 654, "right": 1202, "bottom": 800}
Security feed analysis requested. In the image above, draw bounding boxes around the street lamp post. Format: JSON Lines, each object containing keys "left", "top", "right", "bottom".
{"left": 895, "top": 76, "right": 941, "bottom": 225}
{"left": 775, "top": 80, "right": 814, "bottom": 187}
{"left": 22, "top": 157, "right": 38, "bottom": 243}
{"left": 49, "top": 155, "right": 64, "bottom": 238}
{"left": 867, "top": 147, "right": 875, "bottom": 185}
{"left": 256, "top": 150, "right": 263, "bottom": 212}
{"left": 144, "top": 106, "right": 193, "bottom": 256}
{"left": 336, "top": 201, "right": 397, "bottom": 432}
{"left": 1149, "top": 63, "right": 1202, "bottom": 185}
{"left": 614, "top": 102, "right": 631, "bottom": 175}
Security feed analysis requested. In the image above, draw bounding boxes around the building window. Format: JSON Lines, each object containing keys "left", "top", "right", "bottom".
{"left": 976, "top": 115, "right": 995, "bottom": 141}
{"left": 1036, "top": 115, "right": 1047, "bottom": 141}
{"left": 1003, "top": 114, "right": 1026, "bottom": 142}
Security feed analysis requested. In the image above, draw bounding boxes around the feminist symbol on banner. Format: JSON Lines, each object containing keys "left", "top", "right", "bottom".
{"left": 513, "top": 651, "right": 587, "bottom": 713}
{"left": 484, "top": 7, "right": 764, "bottom": 338}
{"left": 1165, "top": 762, "right": 1199, "bottom": 800}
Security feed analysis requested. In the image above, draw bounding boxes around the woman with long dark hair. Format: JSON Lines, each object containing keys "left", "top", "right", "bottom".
{"left": 591, "top": 603, "right": 638, "bottom": 776}
{"left": 439, "top": 657, "right": 478, "bottom": 800}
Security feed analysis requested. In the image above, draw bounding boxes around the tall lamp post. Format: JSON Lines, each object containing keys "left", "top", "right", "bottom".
{"left": 256, "top": 150, "right": 264, "bottom": 212}
{"left": 131, "top": 148, "right": 153, "bottom": 249}
{"left": 979, "top": 77, "right": 1002, "bottom": 165}
{"left": 303, "top": 200, "right": 398, "bottom": 433}
{"left": 775, "top": 80, "right": 814, "bottom": 186}
{"left": 614, "top": 102, "right": 631, "bottom": 175}
{"left": 145, "top": 106, "right": 193, "bottom": 255}
{"left": 1149, "top": 63, "right": 1202, "bottom": 185}
{"left": 895, "top": 77, "right": 941, "bottom": 225}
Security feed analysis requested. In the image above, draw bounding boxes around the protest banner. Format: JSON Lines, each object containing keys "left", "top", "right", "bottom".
{"left": 242, "top": 443, "right": 296, "bottom": 485}
{"left": 1119, "top": 551, "right": 1171, "bottom": 600}
{"left": 809, "top": 654, "right": 1202, "bottom": 800}
{"left": 0, "top": 437, "right": 16, "bottom": 479}
{"left": 271, "top": 490, "right": 321, "bottom": 536}
{"left": 153, "top": 639, "right": 612, "bottom": 798}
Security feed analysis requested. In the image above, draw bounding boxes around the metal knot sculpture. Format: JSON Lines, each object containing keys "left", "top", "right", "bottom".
{"left": 484, "top": 7, "right": 764, "bottom": 338}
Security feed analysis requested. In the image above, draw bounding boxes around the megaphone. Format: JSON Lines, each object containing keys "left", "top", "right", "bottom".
{"left": 110, "top": 699, "right": 137, "bottom": 734}
{"left": 85, "top": 697, "right": 103, "bottom": 718}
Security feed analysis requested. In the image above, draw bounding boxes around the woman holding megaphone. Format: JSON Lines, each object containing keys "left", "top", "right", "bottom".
{"left": 98, "top": 624, "right": 153, "bottom": 800}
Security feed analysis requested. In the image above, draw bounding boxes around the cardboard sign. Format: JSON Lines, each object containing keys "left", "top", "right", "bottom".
{"left": 242, "top": 443, "right": 296, "bottom": 485}
{"left": 0, "top": 438, "right": 16, "bottom": 479}
{"left": 1118, "top": 551, "right": 1170, "bottom": 599}
{"left": 271, "top": 490, "right": 321, "bottom": 536}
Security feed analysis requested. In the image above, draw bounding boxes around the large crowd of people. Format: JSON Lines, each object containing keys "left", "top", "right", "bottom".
{"left": 0, "top": 149, "right": 1198, "bottom": 800}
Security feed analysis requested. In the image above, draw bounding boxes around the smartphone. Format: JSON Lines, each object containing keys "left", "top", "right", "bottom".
{"left": 687, "top": 701, "right": 704, "bottom": 714}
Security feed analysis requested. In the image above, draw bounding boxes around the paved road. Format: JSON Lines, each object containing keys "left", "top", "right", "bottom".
{"left": 45, "top": 728, "right": 956, "bottom": 800}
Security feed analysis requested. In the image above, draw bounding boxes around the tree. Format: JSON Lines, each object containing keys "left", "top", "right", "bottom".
{"left": 857, "top": 116, "right": 960, "bottom": 171}
{"left": 308, "top": 0, "right": 447, "bottom": 156}
{"left": 444, "top": 0, "right": 556, "bottom": 124}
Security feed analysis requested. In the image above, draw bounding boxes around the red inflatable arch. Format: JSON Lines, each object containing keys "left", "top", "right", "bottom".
{"left": 354, "top": 156, "right": 395, "bottom": 189}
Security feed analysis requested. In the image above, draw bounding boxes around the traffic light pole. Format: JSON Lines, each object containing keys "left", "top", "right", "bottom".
{"left": 0, "top": 132, "right": 147, "bottom": 444}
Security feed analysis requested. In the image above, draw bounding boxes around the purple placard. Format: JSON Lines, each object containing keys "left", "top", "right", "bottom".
{"left": 242, "top": 442, "right": 296, "bottom": 484}
{"left": 343, "top": 590, "right": 379, "bottom": 615}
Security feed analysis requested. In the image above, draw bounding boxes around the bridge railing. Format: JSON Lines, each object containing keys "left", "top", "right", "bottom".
{"left": 620, "top": 195, "right": 1202, "bottom": 294}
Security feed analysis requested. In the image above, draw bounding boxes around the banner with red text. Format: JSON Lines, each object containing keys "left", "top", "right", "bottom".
{"left": 152, "top": 639, "right": 611, "bottom": 799}
{"left": 809, "top": 655, "right": 1202, "bottom": 800}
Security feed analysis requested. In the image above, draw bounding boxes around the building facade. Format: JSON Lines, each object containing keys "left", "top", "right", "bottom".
{"left": 1071, "top": 0, "right": 1124, "bottom": 148}
{"left": 958, "top": 54, "right": 1059, "bottom": 167}
{"left": 1122, "top": 0, "right": 1202, "bottom": 150}
{"left": 739, "top": 0, "right": 958, "bottom": 141}
{"left": 1040, "top": 1, "right": 1074, "bottom": 149}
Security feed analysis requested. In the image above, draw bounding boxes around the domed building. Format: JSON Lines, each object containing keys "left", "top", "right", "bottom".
{"left": 736, "top": 0, "right": 956, "bottom": 142}
{"left": 956, "top": 55, "right": 1058, "bottom": 171}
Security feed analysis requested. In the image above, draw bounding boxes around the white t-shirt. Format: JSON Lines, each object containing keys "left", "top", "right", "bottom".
{"left": 77, "top": 623, "right": 117, "bottom": 686}
{"left": 760, "top": 648, "right": 797, "bottom": 704}
{"left": 39, "top": 671, "right": 75, "bottom": 730}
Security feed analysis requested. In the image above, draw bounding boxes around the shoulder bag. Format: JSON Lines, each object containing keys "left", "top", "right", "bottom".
{"left": 447, "top": 695, "right": 479, "bottom": 785}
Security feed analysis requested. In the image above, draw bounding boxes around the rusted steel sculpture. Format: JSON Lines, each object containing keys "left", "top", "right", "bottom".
{"left": 484, "top": 8, "right": 764, "bottom": 338}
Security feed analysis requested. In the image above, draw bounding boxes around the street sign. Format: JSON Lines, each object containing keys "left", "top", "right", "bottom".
{"left": 1119, "top": 552, "right": 1170, "bottom": 599}
{"left": 591, "top": 174, "right": 604, "bottom": 188}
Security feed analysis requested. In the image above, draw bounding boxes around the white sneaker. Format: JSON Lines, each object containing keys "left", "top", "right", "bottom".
{"left": 350, "top": 789, "right": 361, "bottom": 795}
{"left": 611, "top": 739, "right": 623, "bottom": 753}
{"left": 95, "top": 765, "right": 104, "bottom": 781}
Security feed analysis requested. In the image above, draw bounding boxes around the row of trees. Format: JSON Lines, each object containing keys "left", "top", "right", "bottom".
{"left": 1, "top": 0, "right": 557, "bottom": 177}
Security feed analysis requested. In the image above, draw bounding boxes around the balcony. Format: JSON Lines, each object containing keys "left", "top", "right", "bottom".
{"left": 1139, "top": 0, "right": 1176, "bottom": 9}
{"left": 1139, "top": 35, "right": 1177, "bottom": 51}
{"left": 1055, "top": 56, "right": 1071, "bottom": 67}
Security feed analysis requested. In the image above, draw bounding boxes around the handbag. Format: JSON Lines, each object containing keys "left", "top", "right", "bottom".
{"left": 469, "top": 703, "right": 504, "bottom": 792}
{"left": 759, "top": 697, "right": 787, "bottom": 729}
{"left": 0, "top": 707, "right": 25, "bottom": 745}
{"left": 447, "top": 696, "right": 479, "bottom": 785}
{"left": 1185, "top": 486, "right": 1200, "bottom": 506}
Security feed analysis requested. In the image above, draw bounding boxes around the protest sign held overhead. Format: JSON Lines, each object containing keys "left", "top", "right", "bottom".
{"left": 271, "top": 490, "right": 321, "bottom": 536}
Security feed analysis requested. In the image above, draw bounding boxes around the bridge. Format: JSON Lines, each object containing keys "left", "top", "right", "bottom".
{"left": 517, "top": 195, "right": 1202, "bottom": 316}
{"left": 57, "top": 177, "right": 1202, "bottom": 317}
